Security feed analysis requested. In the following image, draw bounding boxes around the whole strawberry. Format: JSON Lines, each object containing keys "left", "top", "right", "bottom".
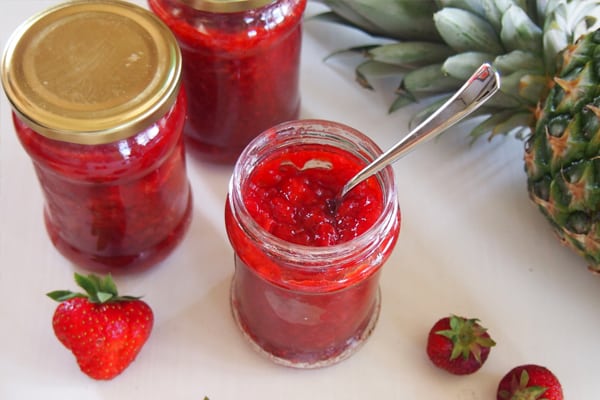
{"left": 47, "top": 273, "right": 153, "bottom": 380}
{"left": 497, "top": 364, "right": 563, "bottom": 400}
{"left": 426, "top": 315, "right": 496, "bottom": 375}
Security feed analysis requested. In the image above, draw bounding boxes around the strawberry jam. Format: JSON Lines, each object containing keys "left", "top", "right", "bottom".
{"left": 12, "top": 91, "right": 192, "bottom": 271}
{"left": 244, "top": 149, "right": 384, "bottom": 246}
{"left": 148, "top": 0, "right": 306, "bottom": 163}
{"left": 2, "top": 1, "right": 192, "bottom": 271}
{"left": 225, "top": 120, "right": 401, "bottom": 367}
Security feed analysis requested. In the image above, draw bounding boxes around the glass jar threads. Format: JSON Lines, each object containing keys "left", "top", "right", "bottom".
{"left": 1, "top": 0, "right": 193, "bottom": 271}
{"left": 148, "top": 0, "right": 307, "bottom": 164}
{"left": 225, "top": 120, "right": 401, "bottom": 368}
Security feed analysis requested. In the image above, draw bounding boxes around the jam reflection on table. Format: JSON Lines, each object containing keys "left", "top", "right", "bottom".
{"left": 226, "top": 141, "right": 400, "bottom": 367}
{"left": 14, "top": 91, "right": 192, "bottom": 272}
{"left": 148, "top": 0, "right": 307, "bottom": 163}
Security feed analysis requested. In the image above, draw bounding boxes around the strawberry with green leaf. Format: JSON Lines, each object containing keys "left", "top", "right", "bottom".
{"left": 497, "top": 364, "right": 564, "bottom": 400}
{"left": 47, "top": 273, "right": 154, "bottom": 380}
{"left": 426, "top": 314, "right": 496, "bottom": 375}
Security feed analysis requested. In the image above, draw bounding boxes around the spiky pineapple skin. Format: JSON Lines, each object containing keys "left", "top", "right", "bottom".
{"left": 525, "top": 30, "right": 600, "bottom": 271}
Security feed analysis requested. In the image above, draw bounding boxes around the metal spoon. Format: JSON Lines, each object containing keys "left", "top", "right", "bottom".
{"left": 334, "top": 62, "right": 501, "bottom": 207}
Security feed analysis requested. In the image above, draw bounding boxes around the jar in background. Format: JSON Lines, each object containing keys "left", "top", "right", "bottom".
{"left": 148, "top": 0, "right": 307, "bottom": 164}
{"left": 1, "top": 0, "right": 193, "bottom": 272}
{"left": 225, "top": 120, "right": 401, "bottom": 368}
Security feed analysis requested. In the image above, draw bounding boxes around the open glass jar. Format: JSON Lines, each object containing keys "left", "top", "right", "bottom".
{"left": 225, "top": 120, "right": 401, "bottom": 368}
{"left": 148, "top": 0, "right": 307, "bottom": 164}
{"left": 1, "top": 1, "right": 193, "bottom": 272}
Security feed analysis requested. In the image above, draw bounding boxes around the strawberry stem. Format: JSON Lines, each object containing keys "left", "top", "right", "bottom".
{"left": 436, "top": 315, "right": 496, "bottom": 363}
{"left": 47, "top": 273, "right": 141, "bottom": 304}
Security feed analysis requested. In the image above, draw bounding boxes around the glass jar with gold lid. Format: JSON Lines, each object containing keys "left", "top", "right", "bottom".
{"left": 148, "top": 0, "right": 307, "bottom": 164}
{"left": 1, "top": 0, "right": 193, "bottom": 272}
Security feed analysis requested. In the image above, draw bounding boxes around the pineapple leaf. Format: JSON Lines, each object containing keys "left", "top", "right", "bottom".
{"left": 312, "top": 0, "right": 386, "bottom": 36}
{"left": 564, "top": 0, "right": 600, "bottom": 40}
{"left": 517, "top": 73, "right": 548, "bottom": 104}
{"left": 485, "top": 87, "right": 523, "bottom": 109}
{"left": 408, "top": 95, "right": 452, "bottom": 129}
{"left": 495, "top": 0, "right": 527, "bottom": 12}
{"left": 355, "top": 60, "right": 406, "bottom": 89}
{"left": 532, "top": 0, "right": 557, "bottom": 25}
{"left": 470, "top": 109, "right": 533, "bottom": 141}
{"left": 542, "top": 0, "right": 600, "bottom": 74}
{"left": 323, "top": 45, "right": 379, "bottom": 62}
{"left": 436, "top": 0, "right": 487, "bottom": 17}
{"left": 480, "top": 0, "right": 504, "bottom": 31}
{"left": 316, "top": 0, "right": 442, "bottom": 40}
{"left": 483, "top": 90, "right": 526, "bottom": 108}
{"left": 388, "top": 91, "right": 418, "bottom": 113}
{"left": 367, "top": 42, "right": 456, "bottom": 67}
{"left": 434, "top": 7, "right": 504, "bottom": 53}
{"left": 442, "top": 52, "right": 496, "bottom": 80}
{"left": 500, "top": 5, "right": 543, "bottom": 55}
{"left": 499, "top": 71, "right": 544, "bottom": 104}
{"left": 543, "top": 23, "right": 567, "bottom": 76}
{"left": 308, "top": 11, "right": 355, "bottom": 27}
{"left": 402, "top": 64, "right": 463, "bottom": 93}
{"left": 493, "top": 49, "right": 544, "bottom": 74}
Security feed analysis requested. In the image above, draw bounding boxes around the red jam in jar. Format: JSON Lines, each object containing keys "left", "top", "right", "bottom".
{"left": 225, "top": 120, "right": 401, "bottom": 367}
{"left": 1, "top": 1, "right": 193, "bottom": 271}
{"left": 148, "top": 0, "right": 306, "bottom": 163}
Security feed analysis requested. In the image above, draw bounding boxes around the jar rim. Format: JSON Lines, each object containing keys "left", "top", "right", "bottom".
{"left": 177, "top": 0, "right": 276, "bottom": 13}
{"left": 1, "top": 0, "right": 182, "bottom": 145}
{"left": 227, "top": 119, "right": 400, "bottom": 267}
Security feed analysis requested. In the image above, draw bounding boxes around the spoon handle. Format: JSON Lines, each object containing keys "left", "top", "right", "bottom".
{"left": 339, "top": 63, "right": 501, "bottom": 199}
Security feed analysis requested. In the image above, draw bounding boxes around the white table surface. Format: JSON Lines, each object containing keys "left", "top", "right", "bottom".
{"left": 1, "top": 1, "right": 599, "bottom": 399}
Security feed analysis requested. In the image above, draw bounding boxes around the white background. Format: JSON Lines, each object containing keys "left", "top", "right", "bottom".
{"left": 1, "top": 1, "right": 599, "bottom": 399}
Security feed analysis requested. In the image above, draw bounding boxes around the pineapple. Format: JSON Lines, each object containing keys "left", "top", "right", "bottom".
{"left": 313, "top": 0, "right": 600, "bottom": 271}
{"left": 525, "top": 31, "right": 600, "bottom": 269}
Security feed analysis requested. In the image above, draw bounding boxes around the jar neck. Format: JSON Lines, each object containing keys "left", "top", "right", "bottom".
{"left": 177, "top": 0, "right": 277, "bottom": 13}
{"left": 228, "top": 119, "right": 399, "bottom": 270}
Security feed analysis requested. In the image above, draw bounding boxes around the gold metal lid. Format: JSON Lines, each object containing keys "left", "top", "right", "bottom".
{"left": 1, "top": 0, "right": 182, "bottom": 145}
{"left": 178, "top": 0, "right": 276, "bottom": 13}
